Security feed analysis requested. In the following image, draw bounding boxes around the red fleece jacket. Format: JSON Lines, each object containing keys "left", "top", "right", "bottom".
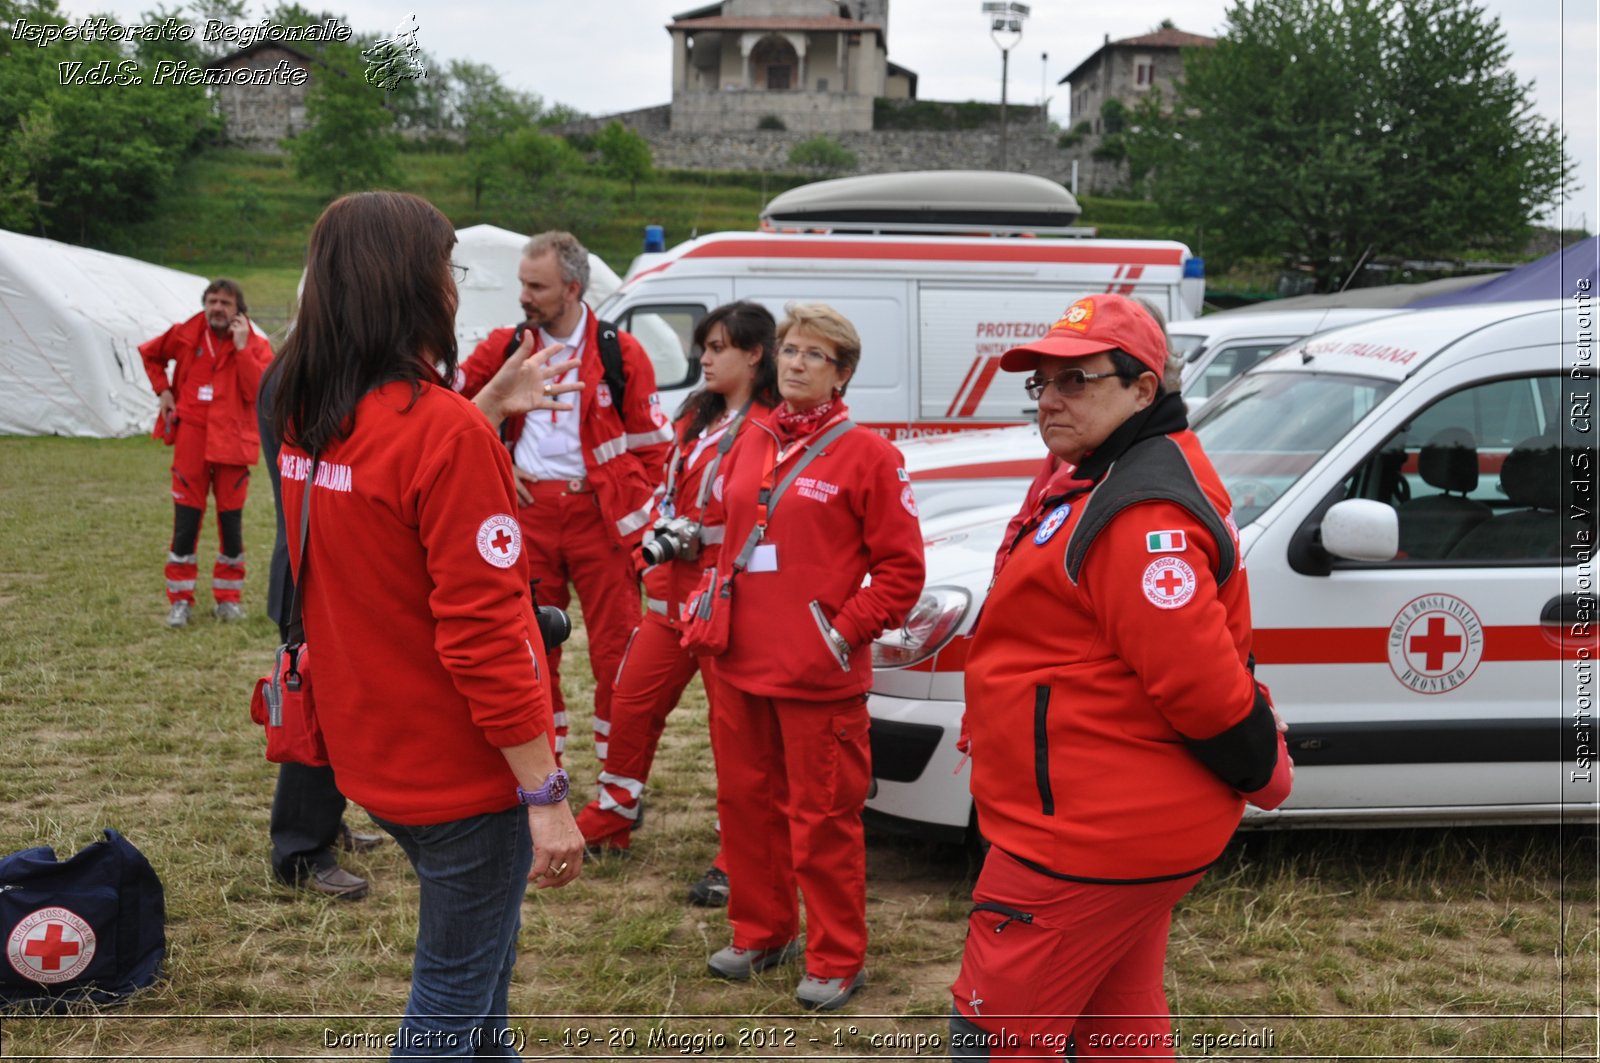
{"left": 280, "top": 381, "right": 555, "bottom": 825}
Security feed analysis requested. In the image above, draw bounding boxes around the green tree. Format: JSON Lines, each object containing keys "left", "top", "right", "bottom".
{"left": 594, "top": 121, "right": 653, "bottom": 197}
{"left": 788, "top": 135, "right": 857, "bottom": 177}
{"left": 450, "top": 60, "right": 544, "bottom": 206}
{"left": 287, "top": 44, "right": 400, "bottom": 194}
{"left": 1128, "top": 0, "right": 1570, "bottom": 289}
{"left": 0, "top": 0, "right": 214, "bottom": 240}
{"left": 489, "top": 127, "right": 581, "bottom": 192}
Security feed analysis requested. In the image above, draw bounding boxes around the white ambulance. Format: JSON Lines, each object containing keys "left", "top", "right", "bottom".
{"left": 899, "top": 305, "right": 1412, "bottom": 520}
{"left": 867, "top": 299, "right": 1598, "bottom": 839}
{"left": 594, "top": 171, "right": 1204, "bottom": 439}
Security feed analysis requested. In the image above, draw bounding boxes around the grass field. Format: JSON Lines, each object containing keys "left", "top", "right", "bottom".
{"left": 0, "top": 436, "right": 1596, "bottom": 1059}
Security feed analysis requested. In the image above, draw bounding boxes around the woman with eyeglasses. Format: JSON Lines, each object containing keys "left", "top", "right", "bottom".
{"left": 271, "top": 191, "right": 584, "bottom": 1055}
{"left": 949, "top": 294, "right": 1291, "bottom": 1061}
{"left": 691, "top": 302, "right": 924, "bottom": 1011}
{"left": 575, "top": 301, "right": 781, "bottom": 909}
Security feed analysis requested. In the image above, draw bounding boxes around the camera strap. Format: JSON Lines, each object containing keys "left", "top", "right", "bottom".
{"left": 694, "top": 400, "right": 753, "bottom": 512}
{"left": 283, "top": 455, "right": 318, "bottom": 647}
{"left": 732, "top": 418, "right": 854, "bottom": 574}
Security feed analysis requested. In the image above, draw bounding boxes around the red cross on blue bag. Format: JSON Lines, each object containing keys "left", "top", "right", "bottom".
{"left": 1, "top": 829, "right": 166, "bottom": 1011}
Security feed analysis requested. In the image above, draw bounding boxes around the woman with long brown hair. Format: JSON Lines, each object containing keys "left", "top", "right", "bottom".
{"left": 271, "top": 190, "right": 582, "bottom": 1055}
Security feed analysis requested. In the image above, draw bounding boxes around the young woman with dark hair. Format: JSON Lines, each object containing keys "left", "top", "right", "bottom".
{"left": 272, "top": 190, "right": 583, "bottom": 1056}
{"left": 575, "top": 301, "right": 779, "bottom": 905}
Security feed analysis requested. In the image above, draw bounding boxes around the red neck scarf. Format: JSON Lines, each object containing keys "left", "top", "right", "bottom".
{"left": 774, "top": 398, "right": 839, "bottom": 446}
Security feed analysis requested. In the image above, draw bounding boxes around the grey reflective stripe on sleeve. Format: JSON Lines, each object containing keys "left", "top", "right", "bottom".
{"left": 590, "top": 434, "right": 627, "bottom": 464}
{"left": 593, "top": 718, "right": 611, "bottom": 736}
{"left": 615, "top": 502, "right": 654, "bottom": 537}
{"left": 627, "top": 425, "right": 675, "bottom": 447}
{"left": 700, "top": 525, "right": 725, "bottom": 545}
{"left": 211, "top": 579, "right": 246, "bottom": 590}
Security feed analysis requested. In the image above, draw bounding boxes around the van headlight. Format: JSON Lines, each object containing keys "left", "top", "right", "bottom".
{"left": 872, "top": 586, "right": 971, "bottom": 670}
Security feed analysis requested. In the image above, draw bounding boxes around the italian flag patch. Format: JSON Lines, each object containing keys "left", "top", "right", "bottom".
{"left": 1146, "top": 530, "right": 1187, "bottom": 553}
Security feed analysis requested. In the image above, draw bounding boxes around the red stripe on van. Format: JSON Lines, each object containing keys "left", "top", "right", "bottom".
{"left": 908, "top": 459, "right": 1043, "bottom": 480}
{"left": 958, "top": 358, "right": 1003, "bottom": 417}
{"left": 1252, "top": 625, "right": 1594, "bottom": 664}
{"left": 946, "top": 358, "right": 983, "bottom": 418}
{"left": 906, "top": 624, "right": 1594, "bottom": 676}
{"left": 679, "top": 240, "right": 1186, "bottom": 266}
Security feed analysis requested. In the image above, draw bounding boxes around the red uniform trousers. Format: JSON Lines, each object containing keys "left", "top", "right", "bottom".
{"left": 708, "top": 675, "right": 872, "bottom": 978}
{"left": 580, "top": 610, "right": 726, "bottom": 870}
{"left": 950, "top": 847, "right": 1202, "bottom": 1060}
{"left": 166, "top": 420, "right": 250, "bottom": 606}
{"left": 518, "top": 482, "right": 642, "bottom": 761}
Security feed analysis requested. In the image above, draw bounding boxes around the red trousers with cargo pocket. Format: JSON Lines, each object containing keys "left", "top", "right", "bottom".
{"left": 166, "top": 420, "right": 251, "bottom": 606}
{"left": 708, "top": 676, "right": 872, "bottom": 978}
{"left": 949, "top": 847, "right": 1202, "bottom": 1060}
{"left": 518, "top": 483, "right": 642, "bottom": 762}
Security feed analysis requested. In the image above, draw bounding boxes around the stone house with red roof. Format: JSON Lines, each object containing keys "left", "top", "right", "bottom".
{"left": 1056, "top": 25, "right": 1215, "bottom": 192}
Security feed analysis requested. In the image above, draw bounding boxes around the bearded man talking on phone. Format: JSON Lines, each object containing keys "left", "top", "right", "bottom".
{"left": 140, "top": 278, "right": 273, "bottom": 628}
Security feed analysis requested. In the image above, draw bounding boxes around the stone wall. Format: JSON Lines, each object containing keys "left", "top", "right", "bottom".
{"left": 210, "top": 46, "right": 313, "bottom": 150}
{"left": 672, "top": 90, "right": 874, "bottom": 133}
{"left": 643, "top": 125, "right": 1082, "bottom": 186}
{"left": 550, "top": 106, "right": 1105, "bottom": 191}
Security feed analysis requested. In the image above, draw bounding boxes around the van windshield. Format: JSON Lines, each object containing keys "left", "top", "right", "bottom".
{"left": 1192, "top": 372, "right": 1397, "bottom": 527}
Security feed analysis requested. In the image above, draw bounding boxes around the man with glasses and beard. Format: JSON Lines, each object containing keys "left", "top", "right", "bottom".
{"left": 949, "top": 294, "right": 1293, "bottom": 1060}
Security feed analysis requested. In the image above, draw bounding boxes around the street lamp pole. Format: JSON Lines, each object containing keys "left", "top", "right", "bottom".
{"left": 982, "top": 2, "right": 1028, "bottom": 171}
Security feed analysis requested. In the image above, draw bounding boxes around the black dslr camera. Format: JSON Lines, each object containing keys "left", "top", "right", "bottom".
{"left": 529, "top": 579, "right": 571, "bottom": 651}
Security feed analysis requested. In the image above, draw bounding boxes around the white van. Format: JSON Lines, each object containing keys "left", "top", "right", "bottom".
{"left": 899, "top": 306, "right": 1412, "bottom": 520}
{"left": 594, "top": 172, "right": 1203, "bottom": 439}
{"left": 867, "top": 300, "right": 1597, "bottom": 839}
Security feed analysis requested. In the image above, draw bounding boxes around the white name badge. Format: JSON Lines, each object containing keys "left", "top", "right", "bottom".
{"left": 748, "top": 543, "right": 779, "bottom": 572}
{"left": 197, "top": 384, "right": 214, "bottom": 402}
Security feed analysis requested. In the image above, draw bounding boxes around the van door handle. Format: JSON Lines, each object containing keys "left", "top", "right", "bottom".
{"left": 1540, "top": 594, "right": 1588, "bottom": 626}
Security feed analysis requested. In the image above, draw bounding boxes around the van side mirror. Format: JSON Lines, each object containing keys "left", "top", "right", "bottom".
{"left": 1321, "top": 499, "right": 1399, "bottom": 562}
{"left": 1289, "top": 495, "right": 1400, "bottom": 576}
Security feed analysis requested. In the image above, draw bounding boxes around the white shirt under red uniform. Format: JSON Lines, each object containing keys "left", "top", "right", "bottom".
{"left": 458, "top": 313, "right": 673, "bottom": 762}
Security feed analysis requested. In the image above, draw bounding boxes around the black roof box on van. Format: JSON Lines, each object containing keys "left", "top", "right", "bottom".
{"left": 760, "top": 170, "right": 1087, "bottom": 235}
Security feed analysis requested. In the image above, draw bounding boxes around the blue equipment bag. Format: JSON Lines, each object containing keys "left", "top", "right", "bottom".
{"left": 0, "top": 829, "right": 166, "bottom": 1011}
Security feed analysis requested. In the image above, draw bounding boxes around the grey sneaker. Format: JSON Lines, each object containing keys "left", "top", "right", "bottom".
{"left": 795, "top": 969, "right": 865, "bottom": 1011}
{"left": 687, "top": 866, "right": 729, "bottom": 907}
{"left": 707, "top": 940, "right": 798, "bottom": 981}
{"left": 214, "top": 601, "right": 245, "bottom": 622}
{"left": 165, "top": 600, "right": 192, "bottom": 628}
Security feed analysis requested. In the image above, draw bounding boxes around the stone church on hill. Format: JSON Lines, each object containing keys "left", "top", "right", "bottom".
{"left": 667, "top": 0, "right": 918, "bottom": 133}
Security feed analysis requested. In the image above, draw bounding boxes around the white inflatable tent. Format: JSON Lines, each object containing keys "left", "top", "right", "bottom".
{"left": 0, "top": 229, "right": 208, "bottom": 437}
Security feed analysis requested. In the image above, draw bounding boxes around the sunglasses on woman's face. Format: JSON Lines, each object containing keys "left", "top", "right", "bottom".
{"left": 1022, "top": 367, "right": 1119, "bottom": 400}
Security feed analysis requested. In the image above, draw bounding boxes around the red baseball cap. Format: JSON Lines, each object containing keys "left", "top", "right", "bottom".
{"left": 1000, "top": 294, "right": 1168, "bottom": 377}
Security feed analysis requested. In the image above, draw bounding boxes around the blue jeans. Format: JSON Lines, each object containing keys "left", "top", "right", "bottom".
{"left": 373, "top": 807, "right": 531, "bottom": 1058}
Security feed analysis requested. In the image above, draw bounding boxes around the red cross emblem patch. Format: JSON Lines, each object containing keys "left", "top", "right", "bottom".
{"left": 8, "top": 907, "right": 96, "bottom": 984}
{"left": 1141, "top": 555, "right": 1196, "bottom": 609}
{"left": 476, "top": 514, "right": 522, "bottom": 569}
{"left": 1387, "top": 593, "right": 1484, "bottom": 694}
